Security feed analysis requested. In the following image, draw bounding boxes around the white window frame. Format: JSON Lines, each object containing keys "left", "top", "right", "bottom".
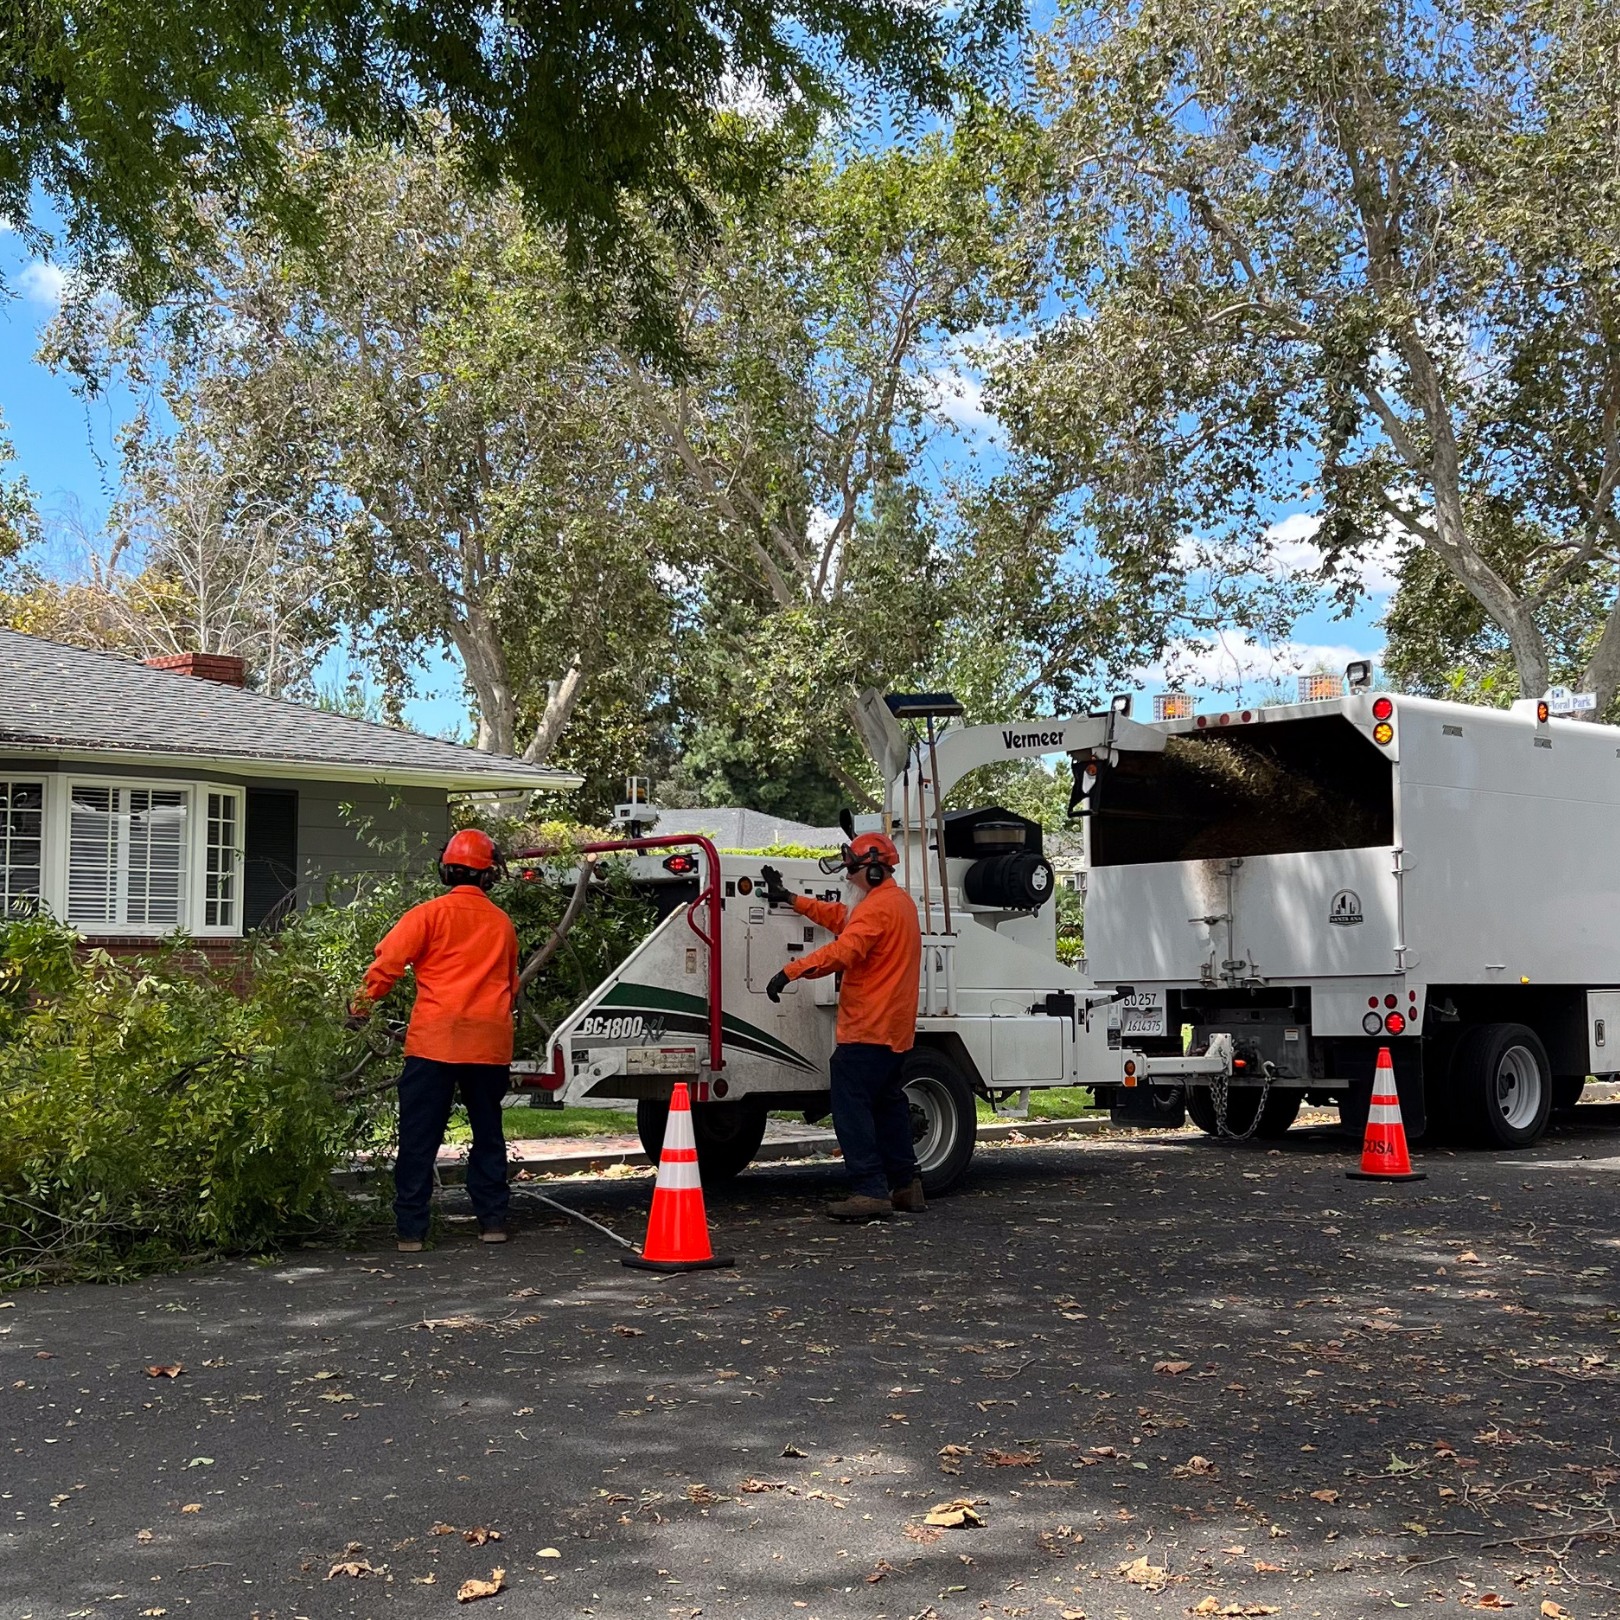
{"left": 0, "top": 774, "right": 48, "bottom": 919}
{"left": 41, "top": 775, "right": 247, "bottom": 939}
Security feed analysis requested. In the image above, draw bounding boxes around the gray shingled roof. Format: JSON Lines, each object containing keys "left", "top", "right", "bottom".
{"left": 0, "top": 630, "right": 581, "bottom": 792}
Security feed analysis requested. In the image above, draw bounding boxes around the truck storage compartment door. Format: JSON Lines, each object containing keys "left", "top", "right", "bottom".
{"left": 1088, "top": 846, "right": 1398, "bottom": 983}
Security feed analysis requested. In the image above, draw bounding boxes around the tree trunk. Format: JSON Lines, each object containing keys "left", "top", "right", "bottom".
{"left": 452, "top": 609, "right": 519, "bottom": 755}
{"left": 524, "top": 655, "right": 586, "bottom": 765}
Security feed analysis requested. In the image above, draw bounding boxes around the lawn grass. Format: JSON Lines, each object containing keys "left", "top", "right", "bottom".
{"left": 446, "top": 1104, "right": 638, "bottom": 1143}
{"left": 979, "top": 1085, "right": 1101, "bottom": 1121}
{"left": 444, "top": 1085, "right": 1101, "bottom": 1146}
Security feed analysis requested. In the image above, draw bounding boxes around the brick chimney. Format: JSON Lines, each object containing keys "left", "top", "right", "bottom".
{"left": 143, "top": 652, "right": 248, "bottom": 687}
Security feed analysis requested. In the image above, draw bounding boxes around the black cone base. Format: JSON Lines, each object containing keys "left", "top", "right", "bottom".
{"left": 622, "top": 1253, "right": 735, "bottom": 1272}
{"left": 1345, "top": 1169, "right": 1427, "bottom": 1181}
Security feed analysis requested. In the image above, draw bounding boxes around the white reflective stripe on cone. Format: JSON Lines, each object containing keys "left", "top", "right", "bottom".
{"left": 654, "top": 1158, "right": 703, "bottom": 1191}
{"left": 1367, "top": 1103, "right": 1405, "bottom": 1124}
{"left": 664, "top": 1100, "right": 698, "bottom": 1155}
{"left": 1370, "top": 1091, "right": 1401, "bottom": 1107}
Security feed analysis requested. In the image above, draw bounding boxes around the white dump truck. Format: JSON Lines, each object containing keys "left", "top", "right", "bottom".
{"left": 512, "top": 693, "right": 1167, "bottom": 1192}
{"left": 1082, "top": 687, "right": 1620, "bottom": 1149}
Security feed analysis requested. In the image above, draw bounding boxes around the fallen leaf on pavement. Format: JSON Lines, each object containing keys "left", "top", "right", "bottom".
{"left": 180, "top": 1504, "right": 201, "bottom": 1514}
{"left": 1155, "top": 1360, "right": 1193, "bottom": 1376}
{"left": 1173, "top": 1455, "right": 1218, "bottom": 1478}
{"left": 538, "top": 1547, "right": 561, "bottom": 1558}
{"left": 866, "top": 1559, "right": 897, "bottom": 1583}
{"left": 456, "top": 1567, "right": 505, "bottom": 1603}
{"left": 462, "top": 1527, "right": 501, "bottom": 1546}
{"left": 740, "top": 1478, "right": 788, "bottom": 1493}
{"left": 1470, "top": 1597, "right": 1514, "bottom": 1610}
{"left": 326, "top": 1560, "right": 375, "bottom": 1579}
{"left": 1456, "top": 1251, "right": 1482, "bottom": 1264}
{"left": 924, "top": 1498, "right": 985, "bottom": 1528}
{"left": 1309, "top": 1489, "right": 1340, "bottom": 1503}
{"left": 143, "top": 1365, "right": 184, "bottom": 1378}
{"left": 780, "top": 1443, "right": 806, "bottom": 1458}
{"left": 430, "top": 1522, "right": 457, "bottom": 1535}
{"left": 1252, "top": 1559, "right": 1285, "bottom": 1573}
{"left": 1189, "top": 1603, "right": 1279, "bottom": 1617}
{"left": 983, "top": 1448, "right": 1039, "bottom": 1466}
{"left": 904, "top": 1523, "right": 943, "bottom": 1544}
{"left": 1541, "top": 1604, "right": 1569, "bottom": 1618}
{"left": 1117, "top": 1556, "right": 1170, "bottom": 1591}
{"left": 135, "top": 1528, "right": 154, "bottom": 1543}
{"left": 611, "top": 1324, "right": 644, "bottom": 1337}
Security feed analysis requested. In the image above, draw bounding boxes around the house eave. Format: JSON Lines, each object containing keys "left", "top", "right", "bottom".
{"left": 0, "top": 739, "right": 583, "bottom": 794}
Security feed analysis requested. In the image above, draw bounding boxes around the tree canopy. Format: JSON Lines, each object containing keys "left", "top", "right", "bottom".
{"left": 1, "top": 0, "right": 1016, "bottom": 353}
{"left": 995, "top": 0, "right": 1620, "bottom": 711}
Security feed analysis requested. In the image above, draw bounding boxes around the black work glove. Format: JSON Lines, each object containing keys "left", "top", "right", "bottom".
{"left": 766, "top": 969, "right": 791, "bottom": 1003}
{"left": 759, "top": 864, "right": 793, "bottom": 906}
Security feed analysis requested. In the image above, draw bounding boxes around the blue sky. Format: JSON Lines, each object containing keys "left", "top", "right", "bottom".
{"left": 3, "top": 219, "right": 1387, "bottom": 741}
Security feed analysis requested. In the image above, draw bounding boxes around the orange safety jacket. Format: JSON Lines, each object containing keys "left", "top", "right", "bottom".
{"left": 782, "top": 881, "right": 922, "bottom": 1052}
{"left": 355, "top": 886, "right": 520, "bottom": 1066}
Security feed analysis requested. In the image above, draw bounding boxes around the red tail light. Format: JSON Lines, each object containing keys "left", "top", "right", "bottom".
{"left": 662, "top": 853, "right": 699, "bottom": 875}
{"left": 1384, "top": 1011, "right": 1406, "bottom": 1035}
{"left": 1372, "top": 696, "right": 1393, "bottom": 721}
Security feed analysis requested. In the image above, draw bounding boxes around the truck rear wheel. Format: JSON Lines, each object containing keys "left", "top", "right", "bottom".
{"left": 902, "top": 1049, "right": 977, "bottom": 1196}
{"left": 1186, "top": 1086, "right": 1301, "bottom": 1139}
{"left": 636, "top": 1097, "right": 769, "bottom": 1185}
{"left": 1452, "top": 1023, "right": 1552, "bottom": 1149}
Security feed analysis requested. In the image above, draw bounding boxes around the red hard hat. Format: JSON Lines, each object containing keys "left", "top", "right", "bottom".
{"left": 849, "top": 831, "right": 899, "bottom": 868}
{"left": 442, "top": 828, "right": 497, "bottom": 870}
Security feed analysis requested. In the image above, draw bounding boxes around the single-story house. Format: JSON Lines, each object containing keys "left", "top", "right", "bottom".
{"left": 0, "top": 629, "right": 579, "bottom": 952}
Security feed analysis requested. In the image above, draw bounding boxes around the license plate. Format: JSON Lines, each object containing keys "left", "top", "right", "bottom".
{"left": 1119, "top": 991, "right": 1166, "bottom": 1039}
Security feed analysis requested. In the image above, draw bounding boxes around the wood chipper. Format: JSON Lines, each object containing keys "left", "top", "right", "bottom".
{"left": 509, "top": 692, "right": 1167, "bottom": 1193}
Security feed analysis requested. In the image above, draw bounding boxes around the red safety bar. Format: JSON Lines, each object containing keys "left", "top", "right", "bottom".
{"left": 512, "top": 835, "right": 726, "bottom": 1087}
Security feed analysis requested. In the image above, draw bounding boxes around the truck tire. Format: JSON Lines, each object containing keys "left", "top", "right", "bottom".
{"left": 1452, "top": 1023, "right": 1552, "bottom": 1149}
{"left": 1186, "top": 1085, "right": 1218, "bottom": 1134}
{"left": 635, "top": 1097, "right": 769, "bottom": 1185}
{"left": 1185, "top": 1086, "right": 1300, "bottom": 1138}
{"left": 902, "top": 1049, "right": 977, "bottom": 1196}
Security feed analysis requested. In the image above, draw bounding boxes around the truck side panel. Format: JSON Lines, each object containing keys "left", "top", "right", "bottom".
{"left": 1397, "top": 704, "right": 1620, "bottom": 986}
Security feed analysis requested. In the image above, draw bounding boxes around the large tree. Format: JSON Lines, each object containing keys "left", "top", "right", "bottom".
{"left": 1, "top": 0, "right": 1013, "bottom": 354}
{"left": 49, "top": 132, "right": 686, "bottom": 767}
{"left": 1003, "top": 0, "right": 1620, "bottom": 712}
{"left": 630, "top": 119, "right": 1163, "bottom": 813}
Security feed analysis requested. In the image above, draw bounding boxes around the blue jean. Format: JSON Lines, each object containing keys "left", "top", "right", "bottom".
{"left": 829, "top": 1042, "right": 918, "bottom": 1198}
{"left": 394, "top": 1056, "right": 510, "bottom": 1239}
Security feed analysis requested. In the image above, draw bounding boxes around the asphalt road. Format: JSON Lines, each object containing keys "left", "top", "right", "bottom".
{"left": 9, "top": 1112, "right": 1620, "bottom": 1620}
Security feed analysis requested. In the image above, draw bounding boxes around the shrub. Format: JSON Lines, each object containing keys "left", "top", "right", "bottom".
{"left": 0, "top": 840, "right": 655, "bottom": 1288}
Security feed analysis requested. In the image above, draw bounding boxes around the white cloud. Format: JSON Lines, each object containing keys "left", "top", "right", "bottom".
{"left": 1135, "top": 632, "right": 1381, "bottom": 703}
{"left": 926, "top": 365, "right": 1003, "bottom": 444}
{"left": 17, "top": 261, "right": 67, "bottom": 310}
{"left": 1264, "top": 511, "right": 1405, "bottom": 597}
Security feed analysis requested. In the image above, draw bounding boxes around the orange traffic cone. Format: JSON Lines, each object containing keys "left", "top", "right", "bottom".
{"left": 1346, "top": 1046, "right": 1426, "bottom": 1182}
{"left": 623, "top": 1083, "right": 735, "bottom": 1272}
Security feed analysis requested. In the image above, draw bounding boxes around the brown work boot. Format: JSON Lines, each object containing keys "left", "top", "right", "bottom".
{"left": 826, "top": 1194, "right": 894, "bottom": 1223}
{"left": 890, "top": 1178, "right": 926, "bottom": 1214}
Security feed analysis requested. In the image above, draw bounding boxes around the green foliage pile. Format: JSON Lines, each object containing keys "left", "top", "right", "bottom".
{"left": 0, "top": 843, "right": 655, "bottom": 1288}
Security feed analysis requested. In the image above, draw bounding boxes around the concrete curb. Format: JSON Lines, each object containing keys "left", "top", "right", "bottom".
{"left": 339, "top": 1114, "right": 1118, "bottom": 1188}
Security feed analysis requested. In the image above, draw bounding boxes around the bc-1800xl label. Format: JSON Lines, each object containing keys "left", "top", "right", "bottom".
{"left": 578, "top": 1014, "right": 667, "bottom": 1042}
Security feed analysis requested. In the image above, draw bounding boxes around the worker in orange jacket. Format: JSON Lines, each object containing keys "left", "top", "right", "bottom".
{"left": 348, "top": 829, "right": 520, "bottom": 1253}
{"left": 762, "top": 831, "right": 923, "bottom": 1222}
